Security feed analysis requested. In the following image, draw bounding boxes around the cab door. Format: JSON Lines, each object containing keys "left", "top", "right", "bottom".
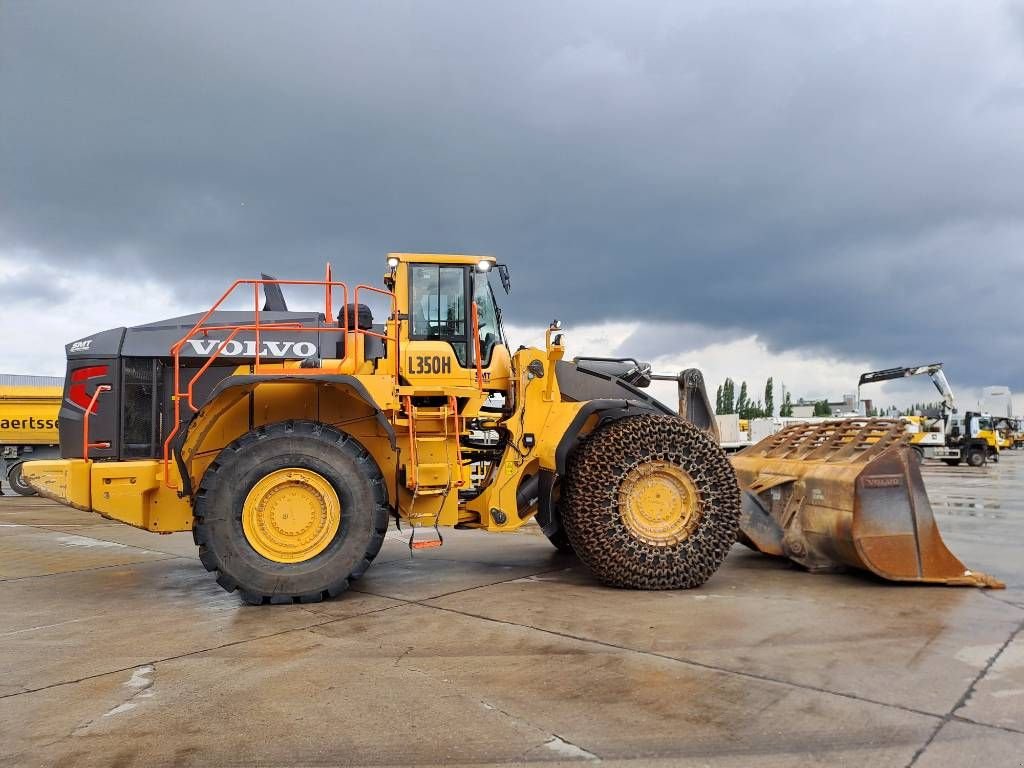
{"left": 402, "top": 262, "right": 511, "bottom": 391}
{"left": 469, "top": 269, "right": 512, "bottom": 393}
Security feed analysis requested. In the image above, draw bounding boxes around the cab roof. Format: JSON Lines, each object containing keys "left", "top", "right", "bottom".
{"left": 387, "top": 253, "right": 496, "bottom": 266}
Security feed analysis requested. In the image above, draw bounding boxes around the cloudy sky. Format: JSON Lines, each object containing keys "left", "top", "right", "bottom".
{"left": 2, "top": 1, "right": 1023, "bottom": 411}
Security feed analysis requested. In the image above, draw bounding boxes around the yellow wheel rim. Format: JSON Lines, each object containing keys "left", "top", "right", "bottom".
{"left": 619, "top": 460, "right": 701, "bottom": 547}
{"left": 242, "top": 468, "right": 341, "bottom": 563}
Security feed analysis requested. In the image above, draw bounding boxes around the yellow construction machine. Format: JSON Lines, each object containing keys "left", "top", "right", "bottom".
{"left": 992, "top": 417, "right": 1015, "bottom": 451}
{"left": 1011, "top": 418, "right": 1024, "bottom": 449}
{"left": 23, "top": 255, "right": 1002, "bottom": 602}
{"left": 24, "top": 254, "right": 740, "bottom": 603}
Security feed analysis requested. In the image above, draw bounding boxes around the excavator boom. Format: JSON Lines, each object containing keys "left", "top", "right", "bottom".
{"left": 857, "top": 362, "right": 956, "bottom": 413}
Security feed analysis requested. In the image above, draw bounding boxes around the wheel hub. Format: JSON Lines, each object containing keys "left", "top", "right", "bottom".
{"left": 242, "top": 468, "right": 341, "bottom": 563}
{"left": 619, "top": 460, "right": 701, "bottom": 546}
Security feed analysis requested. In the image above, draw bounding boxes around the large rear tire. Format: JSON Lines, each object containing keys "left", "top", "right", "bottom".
{"left": 561, "top": 414, "right": 741, "bottom": 589}
{"left": 8, "top": 464, "right": 36, "bottom": 496}
{"left": 194, "top": 421, "right": 389, "bottom": 605}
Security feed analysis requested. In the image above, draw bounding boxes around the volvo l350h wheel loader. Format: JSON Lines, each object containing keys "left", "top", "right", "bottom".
{"left": 24, "top": 254, "right": 741, "bottom": 604}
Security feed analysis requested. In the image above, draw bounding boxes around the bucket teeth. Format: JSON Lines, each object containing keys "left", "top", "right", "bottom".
{"left": 731, "top": 418, "right": 1004, "bottom": 589}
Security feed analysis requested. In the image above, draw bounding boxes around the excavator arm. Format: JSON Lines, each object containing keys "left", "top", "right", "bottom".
{"left": 857, "top": 363, "right": 956, "bottom": 414}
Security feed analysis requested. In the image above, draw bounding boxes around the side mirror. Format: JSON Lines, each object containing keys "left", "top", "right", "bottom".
{"left": 497, "top": 264, "right": 511, "bottom": 294}
{"left": 545, "top": 320, "right": 565, "bottom": 352}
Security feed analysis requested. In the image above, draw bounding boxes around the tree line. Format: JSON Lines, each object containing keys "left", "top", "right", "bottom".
{"left": 715, "top": 377, "right": 796, "bottom": 418}
{"left": 715, "top": 378, "right": 939, "bottom": 421}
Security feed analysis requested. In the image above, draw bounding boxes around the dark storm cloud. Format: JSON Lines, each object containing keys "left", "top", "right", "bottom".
{"left": 2, "top": 1, "right": 1024, "bottom": 387}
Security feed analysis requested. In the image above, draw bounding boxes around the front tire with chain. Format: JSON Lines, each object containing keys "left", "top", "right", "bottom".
{"left": 194, "top": 420, "right": 389, "bottom": 605}
{"left": 561, "top": 414, "right": 740, "bottom": 589}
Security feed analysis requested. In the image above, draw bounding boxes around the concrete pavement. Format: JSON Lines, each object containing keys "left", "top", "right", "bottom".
{"left": 0, "top": 454, "right": 1021, "bottom": 766}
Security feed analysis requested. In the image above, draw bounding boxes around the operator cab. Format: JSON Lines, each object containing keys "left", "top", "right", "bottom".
{"left": 387, "top": 254, "right": 513, "bottom": 392}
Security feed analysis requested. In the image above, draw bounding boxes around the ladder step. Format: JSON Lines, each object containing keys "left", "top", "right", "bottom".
{"left": 410, "top": 539, "right": 443, "bottom": 550}
{"left": 412, "top": 407, "right": 448, "bottom": 417}
{"left": 413, "top": 487, "right": 448, "bottom": 497}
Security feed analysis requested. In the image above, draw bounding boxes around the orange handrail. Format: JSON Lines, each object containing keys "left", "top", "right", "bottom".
{"left": 470, "top": 301, "right": 483, "bottom": 389}
{"left": 353, "top": 284, "right": 398, "bottom": 341}
{"left": 324, "top": 263, "right": 333, "bottom": 325}
{"left": 404, "top": 395, "right": 417, "bottom": 489}
{"left": 183, "top": 321, "right": 311, "bottom": 412}
{"left": 82, "top": 385, "right": 111, "bottom": 460}
{"left": 161, "top": 270, "right": 399, "bottom": 489}
{"left": 448, "top": 395, "right": 464, "bottom": 487}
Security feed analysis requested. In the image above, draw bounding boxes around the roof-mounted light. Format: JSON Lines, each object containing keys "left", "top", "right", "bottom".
{"left": 387, "top": 256, "right": 400, "bottom": 268}
{"left": 476, "top": 259, "right": 492, "bottom": 272}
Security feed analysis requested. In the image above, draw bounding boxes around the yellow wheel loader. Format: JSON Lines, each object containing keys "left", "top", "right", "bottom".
{"left": 23, "top": 254, "right": 1001, "bottom": 602}
{"left": 24, "top": 254, "right": 741, "bottom": 603}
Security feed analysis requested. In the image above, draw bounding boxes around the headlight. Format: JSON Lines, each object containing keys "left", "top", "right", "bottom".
{"left": 476, "top": 259, "right": 492, "bottom": 272}
{"left": 387, "top": 256, "right": 400, "bottom": 268}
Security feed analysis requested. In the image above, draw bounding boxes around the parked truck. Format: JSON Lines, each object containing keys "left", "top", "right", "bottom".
{"left": 857, "top": 364, "right": 998, "bottom": 467}
{"left": 0, "top": 374, "right": 63, "bottom": 495}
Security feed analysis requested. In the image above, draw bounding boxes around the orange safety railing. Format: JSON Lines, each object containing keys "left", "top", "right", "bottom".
{"left": 82, "top": 385, "right": 112, "bottom": 459}
{"left": 448, "top": 395, "right": 464, "bottom": 487}
{"left": 470, "top": 302, "right": 483, "bottom": 389}
{"left": 403, "top": 395, "right": 417, "bottom": 489}
{"left": 161, "top": 270, "right": 396, "bottom": 488}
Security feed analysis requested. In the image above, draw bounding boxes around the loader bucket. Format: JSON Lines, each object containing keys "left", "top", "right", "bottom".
{"left": 730, "top": 419, "right": 1004, "bottom": 588}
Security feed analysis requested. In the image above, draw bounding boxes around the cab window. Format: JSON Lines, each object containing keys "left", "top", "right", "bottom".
{"left": 473, "top": 273, "right": 504, "bottom": 366}
{"left": 410, "top": 264, "right": 468, "bottom": 366}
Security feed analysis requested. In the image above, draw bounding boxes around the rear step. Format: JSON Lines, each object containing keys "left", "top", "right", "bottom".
{"left": 408, "top": 527, "right": 444, "bottom": 551}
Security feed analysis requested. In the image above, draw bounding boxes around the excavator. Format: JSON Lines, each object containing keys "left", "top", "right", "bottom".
{"left": 22, "top": 257, "right": 1002, "bottom": 603}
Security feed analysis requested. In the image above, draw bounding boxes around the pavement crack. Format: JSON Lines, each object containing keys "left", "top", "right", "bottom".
{"left": 20, "top": 522, "right": 195, "bottom": 559}
{"left": 393, "top": 645, "right": 414, "bottom": 667}
{"left": 979, "top": 590, "right": 1024, "bottom": 611}
{"left": 0, "top": 602, "right": 404, "bottom": 702}
{"left": 417, "top": 602, "right": 948, "bottom": 724}
{"left": 348, "top": 565, "right": 571, "bottom": 602}
{"left": 905, "top": 615, "right": 1024, "bottom": 767}
{"left": 0, "top": 557, "right": 180, "bottom": 584}
{"left": 950, "top": 714, "right": 1024, "bottom": 736}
